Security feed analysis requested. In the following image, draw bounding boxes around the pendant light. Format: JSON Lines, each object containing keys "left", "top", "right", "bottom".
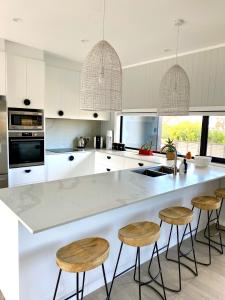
{"left": 80, "top": 0, "right": 122, "bottom": 111}
{"left": 158, "top": 19, "right": 190, "bottom": 116}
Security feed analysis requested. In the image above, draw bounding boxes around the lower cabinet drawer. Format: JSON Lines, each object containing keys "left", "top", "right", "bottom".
{"left": 8, "top": 165, "right": 46, "bottom": 187}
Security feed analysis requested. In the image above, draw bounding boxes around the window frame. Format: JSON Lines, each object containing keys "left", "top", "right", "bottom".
{"left": 120, "top": 115, "right": 225, "bottom": 164}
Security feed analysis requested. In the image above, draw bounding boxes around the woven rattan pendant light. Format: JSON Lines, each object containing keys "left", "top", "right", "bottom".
{"left": 158, "top": 19, "right": 190, "bottom": 116}
{"left": 80, "top": 0, "right": 122, "bottom": 111}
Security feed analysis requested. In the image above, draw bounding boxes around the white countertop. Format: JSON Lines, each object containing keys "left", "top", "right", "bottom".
{"left": 1, "top": 163, "right": 225, "bottom": 234}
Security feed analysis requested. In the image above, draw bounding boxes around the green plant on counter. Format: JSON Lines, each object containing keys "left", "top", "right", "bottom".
{"left": 164, "top": 138, "right": 175, "bottom": 153}
{"left": 141, "top": 141, "right": 152, "bottom": 150}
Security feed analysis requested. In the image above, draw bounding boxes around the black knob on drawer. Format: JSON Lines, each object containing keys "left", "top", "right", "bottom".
{"left": 107, "top": 156, "right": 111, "bottom": 159}
{"left": 93, "top": 113, "right": 98, "bottom": 118}
{"left": 58, "top": 110, "right": 64, "bottom": 116}
{"left": 25, "top": 169, "right": 31, "bottom": 173}
{"left": 138, "top": 163, "right": 144, "bottom": 167}
{"left": 69, "top": 155, "right": 74, "bottom": 161}
{"left": 106, "top": 168, "right": 111, "bottom": 172}
{"left": 24, "top": 99, "right": 31, "bottom": 106}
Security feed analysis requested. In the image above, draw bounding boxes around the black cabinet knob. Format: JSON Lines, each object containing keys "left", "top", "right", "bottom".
{"left": 25, "top": 169, "right": 31, "bottom": 173}
{"left": 24, "top": 99, "right": 31, "bottom": 106}
{"left": 106, "top": 168, "right": 111, "bottom": 172}
{"left": 107, "top": 156, "right": 111, "bottom": 159}
{"left": 93, "top": 113, "right": 98, "bottom": 118}
{"left": 69, "top": 155, "right": 74, "bottom": 161}
{"left": 58, "top": 110, "right": 64, "bottom": 116}
{"left": 138, "top": 163, "right": 144, "bottom": 167}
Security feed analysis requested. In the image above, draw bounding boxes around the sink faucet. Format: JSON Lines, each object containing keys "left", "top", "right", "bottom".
{"left": 160, "top": 145, "right": 178, "bottom": 175}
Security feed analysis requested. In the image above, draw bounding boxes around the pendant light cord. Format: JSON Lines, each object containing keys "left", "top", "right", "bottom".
{"left": 102, "top": 0, "right": 106, "bottom": 40}
{"left": 175, "top": 23, "right": 180, "bottom": 65}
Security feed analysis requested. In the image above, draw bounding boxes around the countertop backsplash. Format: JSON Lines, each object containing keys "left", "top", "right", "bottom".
{"left": 45, "top": 118, "right": 101, "bottom": 149}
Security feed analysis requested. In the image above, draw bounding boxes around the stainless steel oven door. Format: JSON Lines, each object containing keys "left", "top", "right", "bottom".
{"left": 8, "top": 108, "right": 44, "bottom": 130}
{"left": 9, "top": 136, "right": 44, "bottom": 168}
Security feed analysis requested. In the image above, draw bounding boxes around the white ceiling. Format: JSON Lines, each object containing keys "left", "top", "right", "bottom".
{"left": 1, "top": 0, "right": 225, "bottom": 66}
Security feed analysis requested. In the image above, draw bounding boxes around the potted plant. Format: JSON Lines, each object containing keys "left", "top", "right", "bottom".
{"left": 164, "top": 138, "right": 176, "bottom": 160}
{"left": 139, "top": 141, "right": 153, "bottom": 156}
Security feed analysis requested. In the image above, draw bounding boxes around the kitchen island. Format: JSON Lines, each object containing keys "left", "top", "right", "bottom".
{"left": 1, "top": 163, "right": 225, "bottom": 300}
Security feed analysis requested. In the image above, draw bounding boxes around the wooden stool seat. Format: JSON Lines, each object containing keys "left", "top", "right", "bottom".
{"left": 56, "top": 237, "right": 109, "bottom": 273}
{"left": 159, "top": 206, "right": 193, "bottom": 225}
{"left": 215, "top": 188, "right": 225, "bottom": 199}
{"left": 119, "top": 221, "right": 160, "bottom": 247}
{"left": 192, "top": 196, "right": 221, "bottom": 211}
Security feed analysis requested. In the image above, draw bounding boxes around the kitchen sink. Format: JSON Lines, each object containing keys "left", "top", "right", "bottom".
{"left": 131, "top": 165, "right": 174, "bottom": 177}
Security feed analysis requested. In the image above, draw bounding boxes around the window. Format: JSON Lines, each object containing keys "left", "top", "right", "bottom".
{"left": 207, "top": 116, "right": 225, "bottom": 159}
{"left": 161, "top": 116, "right": 202, "bottom": 156}
{"left": 121, "top": 116, "right": 159, "bottom": 150}
{"left": 120, "top": 114, "right": 225, "bottom": 163}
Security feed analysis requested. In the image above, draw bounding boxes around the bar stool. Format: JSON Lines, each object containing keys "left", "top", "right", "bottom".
{"left": 149, "top": 206, "right": 198, "bottom": 293}
{"left": 109, "top": 221, "right": 166, "bottom": 300}
{"left": 53, "top": 237, "right": 110, "bottom": 300}
{"left": 190, "top": 196, "right": 223, "bottom": 265}
{"left": 214, "top": 188, "right": 225, "bottom": 232}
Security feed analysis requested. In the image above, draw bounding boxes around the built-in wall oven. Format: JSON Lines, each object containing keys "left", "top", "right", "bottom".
{"left": 8, "top": 108, "right": 44, "bottom": 131}
{"left": 9, "top": 132, "right": 44, "bottom": 168}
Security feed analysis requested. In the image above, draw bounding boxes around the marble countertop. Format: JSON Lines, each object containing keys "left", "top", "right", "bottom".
{"left": 1, "top": 163, "right": 225, "bottom": 234}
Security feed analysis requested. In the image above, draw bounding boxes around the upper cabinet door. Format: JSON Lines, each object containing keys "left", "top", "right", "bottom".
{"left": 7, "top": 54, "right": 27, "bottom": 108}
{"left": 0, "top": 51, "right": 6, "bottom": 95}
{"left": 7, "top": 54, "right": 45, "bottom": 109}
{"left": 60, "top": 68, "right": 80, "bottom": 119}
{"left": 26, "top": 58, "right": 45, "bottom": 109}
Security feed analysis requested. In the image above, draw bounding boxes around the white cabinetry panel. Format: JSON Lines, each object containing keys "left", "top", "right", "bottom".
{"left": 0, "top": 51, "right": 6, "bottom": 95}
{"left": 7, "top": 54, "right": 45, "bottom": 108}
{"left": 45, "top": 65, "right": 110, "bottom": 120}
{"left": 8, "top": 166, "right": 46, "bottom": 187}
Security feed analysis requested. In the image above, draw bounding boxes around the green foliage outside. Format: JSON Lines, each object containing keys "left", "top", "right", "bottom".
{"left": 162, "top": 121, "right": 225, "bottom": 144}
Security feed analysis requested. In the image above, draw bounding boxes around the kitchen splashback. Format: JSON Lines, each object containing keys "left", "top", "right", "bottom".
{"left": 45, "top": 118, "right": 101, "bottom": 149}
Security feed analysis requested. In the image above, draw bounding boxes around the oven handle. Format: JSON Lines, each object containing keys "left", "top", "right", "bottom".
{"left": 10, "top": 139, "right": 44, "bottom": 142}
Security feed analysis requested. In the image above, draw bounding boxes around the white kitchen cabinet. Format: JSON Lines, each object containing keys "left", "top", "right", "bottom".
{"left": 7, "top": 54, "right": 45, "bottom": 109}
{"left": 0, "top": 51, "right": 6, "bottom": 95}
{"left": 94, "top": 152, "right": 125, "bottom": 173}
{"left": 45, "top": 65, "right": 80, "bottom": 119}
{"left": 45, "top": 64, "right": 110, "bottom": 120}
{"left": 46, "top": 152, "right": 94, "bottom": 181}
{"left": 8, "top": 165, "right": 46, "bottom": 187}
{"left": 79, "top": 110, "right": 110, "bottom": 121}
{"left": 123, "top": 157, "right": 155, "bottom": 169}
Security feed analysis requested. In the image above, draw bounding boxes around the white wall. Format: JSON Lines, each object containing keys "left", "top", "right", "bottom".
{"left": 45, "top": 118, "right": 101, "bottom": 149}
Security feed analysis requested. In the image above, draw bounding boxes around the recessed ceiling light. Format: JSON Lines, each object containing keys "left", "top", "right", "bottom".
{"left": 81, "top": 39, "right": 89, "bottom": 43}
{"left": 12, "top": 17, "right": 23, "bottom": 23}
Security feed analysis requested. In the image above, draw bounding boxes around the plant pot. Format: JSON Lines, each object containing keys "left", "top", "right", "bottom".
{"left": 166, "top": 152, "right": 175, "bottom": 160}
{"left": 139, "top": 149, "right": 153, "bottom": 156}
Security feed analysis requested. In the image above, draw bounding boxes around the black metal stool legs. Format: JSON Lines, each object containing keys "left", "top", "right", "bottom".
{"left": 109, "top": 242, "right": 166, "bottom": 300}
{"left": 53, "top": 266, "right": 108, "bottom": 300}
{"left": 149, "top": 222, "right": 198, "bottom": 293}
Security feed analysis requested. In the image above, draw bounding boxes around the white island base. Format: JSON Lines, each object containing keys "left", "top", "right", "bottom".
{"left": 0, "top": 177, "right": 223, "bottom": 300}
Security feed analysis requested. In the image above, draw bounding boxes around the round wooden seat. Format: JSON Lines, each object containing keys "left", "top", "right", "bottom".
{"left": 215, "top": 188, "right": 225, "bottom": 199}
{"left": 118, "top": 221, "right": 160, "bottom": 247}
{"left": 56, "top": 237, "right": 109, "bottom": 273}
{"left": 192, "top": 196, "right": 221, "bottom": 211}
{"left": 159, "top": 206, "right": 193, "bottom": 225}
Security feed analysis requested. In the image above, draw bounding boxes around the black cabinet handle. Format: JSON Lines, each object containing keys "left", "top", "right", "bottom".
{"left": 138, "top": 163, "right": 144, "bottom": 167}
{"left": 93, "top": 113, "right": 98, "bottom": 118}
{"left": 107, "top": 156, "right": 111, "bottom": 159}
{"left": 25, "top": 169, "right": 31, "bottom": 173}
{"left": 69, "top": 155, "right": 74, "bottom": 161}
{"left": 106, "top": 168, "right": 111, "bottom": 172}
{"left": 24, "top": 99, "right": 31, "bottom": 106}
{"left": 58, "top": 110, "right": 64, "bottom": 116}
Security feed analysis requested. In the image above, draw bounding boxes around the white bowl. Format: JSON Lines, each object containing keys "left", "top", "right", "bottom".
{"left": 194, "top": 156, "right": 212, "bottom": 167}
